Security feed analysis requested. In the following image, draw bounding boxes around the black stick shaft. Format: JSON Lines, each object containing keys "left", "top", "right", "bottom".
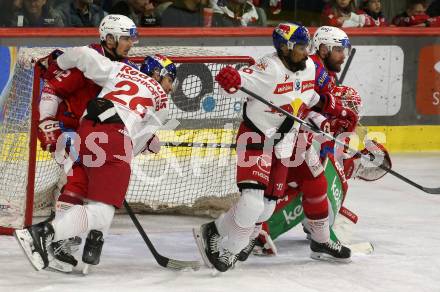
{"left": 123, "top": 200, "right": 168, "bottom": 267}
{"left": 337, "top": 47, "right": 357, "bottom": 85}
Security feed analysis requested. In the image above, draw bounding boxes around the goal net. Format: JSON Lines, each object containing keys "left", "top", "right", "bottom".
{"left": 0, "top": 47, "right": 254, "bottom": 235}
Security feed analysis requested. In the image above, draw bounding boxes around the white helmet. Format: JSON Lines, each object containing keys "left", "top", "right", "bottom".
{"left": 312, "top": 26, "right": 351, "bottom": 57}
{"left": 99, "top": 14, "right": 139, "bottom": 44}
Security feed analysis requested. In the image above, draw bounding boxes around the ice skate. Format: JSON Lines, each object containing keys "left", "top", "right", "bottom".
{"left": 14, "top": 221, "right": 55, "bottom": 271}
{"left": 310, "top": 239, "right": 351, "bottom": 263}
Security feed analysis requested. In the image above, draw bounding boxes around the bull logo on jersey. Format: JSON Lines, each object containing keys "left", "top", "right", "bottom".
{"left": 273, "top": 82, "right": 294, "bottom": 94}
{"left": 256, "top": 154, "right": 271, "bottom": 174}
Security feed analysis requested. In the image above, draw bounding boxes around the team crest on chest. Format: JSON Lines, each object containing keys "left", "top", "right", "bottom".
{"left": 294, "top": 79, "right": 301, "bottom": 91}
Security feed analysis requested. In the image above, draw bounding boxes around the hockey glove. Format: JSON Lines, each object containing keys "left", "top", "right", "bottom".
{"left": 215, "top": 66, "right": 241, "bottom": 94}
{"left": 321, "top": 93, "right": 358, "bottom": 133}
{"left": 353, "top": 140, "right": 392, "bottom": 181}
{"left": 38, "top": 117, "right": 62, "bottom": 152}
{"left": 321, "top": 117, "right": 355, "bottom": 136}
{"left": 141, "top": 134, "right": 161, "bottom": 154}
{"left": 36, "top": 49, "right": 64, "bottom": 80}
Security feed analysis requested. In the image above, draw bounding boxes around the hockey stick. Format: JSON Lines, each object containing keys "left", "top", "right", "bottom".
{"left": 336, "top": 47, "right": 357, "bottom": 85}
{"left": 123, "top": 200, "right": 201, "bottom": 271}
{"left": 160, "top": 49, "right": 355, "bottom": 151}
{"left": 239, "top": 87, "right": 440, "bottom": 195}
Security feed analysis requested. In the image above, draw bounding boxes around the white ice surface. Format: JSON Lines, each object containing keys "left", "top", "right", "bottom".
{"left": 1, "top": 154, "right": 440, "bottom": 292}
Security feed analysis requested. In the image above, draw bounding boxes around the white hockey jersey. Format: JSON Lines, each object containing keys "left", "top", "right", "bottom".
{"left": 57, "top": 46, "right": 169, "bottom": 156}
{"left": 238, "top": 52, "right": 318, "bottom": 135}
{"left": 235, "top": 52, "right": 319, "bottom": 158}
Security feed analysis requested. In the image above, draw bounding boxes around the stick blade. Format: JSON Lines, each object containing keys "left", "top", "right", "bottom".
{"left": 423, "top": 187, "right": 440, "bottom": 195}
{"left": 166, "top": 259, "right": 201, "bottom": 271}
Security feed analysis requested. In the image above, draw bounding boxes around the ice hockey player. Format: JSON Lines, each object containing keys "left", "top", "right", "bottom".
{"left": 14, "top": 46, "right": 177, "bottom": 272}
{"left": 240, "top": 26, "right": 390, "bottom": 260}
{"left": 36, "top": 14, "right": 139, "bottom": 273}
{"left": 193, "top": 22, "right": 357, "bottom": 272}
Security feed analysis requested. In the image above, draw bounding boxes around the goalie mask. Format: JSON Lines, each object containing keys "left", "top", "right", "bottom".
{"left": 331, "top": 85, "right": 363, "bottom": 117}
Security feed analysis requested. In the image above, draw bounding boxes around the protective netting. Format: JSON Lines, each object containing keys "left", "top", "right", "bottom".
{"left": 0, "top": 47, "right": 252, "bottom": 231}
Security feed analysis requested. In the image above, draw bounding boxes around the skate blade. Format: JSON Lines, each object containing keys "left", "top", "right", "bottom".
{"left": 192, "top": 227, "right": 213, "bottom": 269}
{"left": 14, "top": 229, "right": 45, "bottom": 271}
{"left": 310, "top": 251, "right": 352, "bottom": 263}
{"left": 47, "top": 259, "right": 74, "bottom": 273}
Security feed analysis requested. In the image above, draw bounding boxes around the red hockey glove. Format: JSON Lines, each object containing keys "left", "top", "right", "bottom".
{"left": 38, "top": 117, "right": 62, "bottom": 152}
{"left": 141, "top": 134, "right": 161, "bottom": 154}
{"left": 215, "top": 66, "right": 241, "bottom": 94}
{"left": 36, "top": 49, "right": 64, "bottom": 80}
{"left": 321, "top": 93, "right": 358, "bottom": 132}
{"left": 321, "top": 117, "right": 355, "bottom": 136}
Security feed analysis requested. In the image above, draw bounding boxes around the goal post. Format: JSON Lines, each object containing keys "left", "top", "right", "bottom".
{"left": 0, "top": 47, "right": 254, "bottom": 235}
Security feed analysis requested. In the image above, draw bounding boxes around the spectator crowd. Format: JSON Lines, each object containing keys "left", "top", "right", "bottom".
{"left": 0, "top": 0, "right": 439, "bottom": 28}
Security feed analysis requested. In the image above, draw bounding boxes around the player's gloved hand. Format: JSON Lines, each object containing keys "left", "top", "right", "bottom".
{"left": 322, "top": 117, "right": 355, "bottom": 136}
{"left": 38, "top": 117, "right": 62, "bottom": 152}
{"left": 321, "top": 93, "right": 358, "bottom": 132}
{"left": 36, "top": 49, "right": 64, "bottom": 80}
{"left": 215, "top": 66, "right": 241, "bottom": 94}
{"left": 141, "top": 134, "right": 161, "bottom": 154}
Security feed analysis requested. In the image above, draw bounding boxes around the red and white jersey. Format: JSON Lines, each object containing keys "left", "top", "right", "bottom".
{"left": 236, "top": 52, "right": 319, "bottom": 138}
{"left": 57, "top": 46, "right": 169, "bottom": 156}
